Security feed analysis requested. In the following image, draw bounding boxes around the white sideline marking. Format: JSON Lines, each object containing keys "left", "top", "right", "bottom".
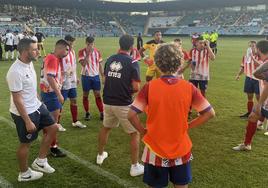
{"left": 0, "top": 116, "right": 136, "bottom": 188}
{"left": 60, "top": 148, "right": 136, "bottom": 187}
{"left": 0, "top": 175, "right": 13, "bottom": 188}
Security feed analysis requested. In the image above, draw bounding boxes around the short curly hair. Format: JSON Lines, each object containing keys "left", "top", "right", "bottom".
{"left": 154, "top": 43, "right": 183, "bottom": 74}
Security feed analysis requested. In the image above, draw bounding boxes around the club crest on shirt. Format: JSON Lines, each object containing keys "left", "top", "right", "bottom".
{"left": 162, "top": 159, "right": 169, "bottom": 167}
{"left": 110, "top": 61, "right": 122, "bottom": 72}
{"left": 26, "top": 134, "right": 32, "bottom": 139}
{"left": 108, "top": 61, "right": 123, "bottom": 79}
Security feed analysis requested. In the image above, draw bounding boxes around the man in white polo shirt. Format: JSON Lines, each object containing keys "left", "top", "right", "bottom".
{"left": 6, "top": 38, "right": 58, "bottom": 182}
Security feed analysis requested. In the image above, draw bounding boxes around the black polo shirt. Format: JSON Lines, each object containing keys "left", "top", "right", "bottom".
{"left": 103, "top": 51, "right": 140, "bottom": 106}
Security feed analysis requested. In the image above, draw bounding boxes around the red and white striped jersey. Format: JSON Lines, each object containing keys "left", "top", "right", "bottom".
{"left": 61, "top": 49, "right": 77, "bottom": 90}
{"left": 141, "top": 146, "right": 192, "bottom": 167}
{"left": 241, "top": 54, "right": 260, "bottom": 79}
{"left": 130, "top": 48, "right": 141, "bottom": 62}
{"left": 189, "top": 48, "right": 210, "bottom": 80}
{"left": 176, "top": 50, "right": 191, "bottom": 79}
{"left": 78, "top": 48, "right": 103, "bottom": 77}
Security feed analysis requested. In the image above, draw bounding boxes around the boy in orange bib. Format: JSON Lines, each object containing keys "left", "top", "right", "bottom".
{"left": 128, "top": 43, "right": 215, "bottom": 188}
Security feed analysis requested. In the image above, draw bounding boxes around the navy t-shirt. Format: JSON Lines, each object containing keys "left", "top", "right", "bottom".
{"left": 103, "top": 52, "right": 140, "bottom": 106}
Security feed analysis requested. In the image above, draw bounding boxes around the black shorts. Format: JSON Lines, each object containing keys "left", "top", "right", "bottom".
{"left": 11, "top": 104, "right": 55, "bottom": 143}
{"left": 5, "top": 45, "right": 14, "bottom": 52}
{"left": 210, "top": 42, "right": 217, "bottom": 48}
{"left": 261, "top": 108, "right": 268, "bottom": 118}
{"left": 143, "top": 162, "right": 192, "bottom": 187}
{"left": 13, "top": 45, "right": 17, "bottom": 50}
{"left": 189, "top": 80, "right": 208, "bottom": 91}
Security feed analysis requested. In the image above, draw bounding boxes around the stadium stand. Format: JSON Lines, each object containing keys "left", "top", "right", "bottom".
{"left": 148, "top": 16, "right": 181, "bottom": 28}
{"left": 178, "top": 12, "right": 218, "bottom": 26}
{"left": 165, "top": 26, "right": 219, "bottom": 35}
{"left": 1, "top": 3, "right": 268, "bottom": 37}
{"left": 115, "top": 14, "right": 147, "bottom": 35}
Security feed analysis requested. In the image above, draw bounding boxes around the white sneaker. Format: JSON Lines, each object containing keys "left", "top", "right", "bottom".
{"left": 232, "top": 143, "right": 251, "bottom": 151}
{"left": 57, "top": 124, "right": 66, "bottom": 132}
{"left": 32, "top": 158, "right": 55, "bottom": 174}
{"left": 18, "top": 168, "right": 43, "bottom": 182}
{"left": 72, "top": 121, "right": 87, "bottom": 128}
{"left": 264, "top": 131, "right": 268, "bottom": 136}
{"left": 130, "top": 163, "right": 144, "bottom": 177}
{"left": 96, "top": 151, "right": 108, "bottom": 165}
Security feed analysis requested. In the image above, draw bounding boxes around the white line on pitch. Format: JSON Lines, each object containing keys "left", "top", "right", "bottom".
{"left": 60, "top": 148, "right": 136, "bottom": 187}
{"left": 0, "top": 175, "right": 13, "bottom": 188}
{"left": 0, "top": 116, "right": 137, "bottom": 188}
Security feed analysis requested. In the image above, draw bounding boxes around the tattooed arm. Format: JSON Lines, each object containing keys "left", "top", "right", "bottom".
{"left": 253, "top": 62, "right": 268, "bottom": 80}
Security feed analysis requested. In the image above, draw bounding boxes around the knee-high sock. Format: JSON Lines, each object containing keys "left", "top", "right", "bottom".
{"left": 83, "top": 96, "right": 89, "bottom": 113}
{"left": 11, "top": 51, "right": 14, "bottom": 59}
{"left": 5, "top": 51, "right": 9, "bottom": 59}
{"left": 95, "top": 96, "right": 104, "bottom": 113}
{"left": 244, "top": 121, "right": 257, "bottom": 145}
{"left": 16, "top": 51, "right": 20, "bottom": 59}
{"left": 247, "top": 101, "right": 254, "bottom": 113}
{"left": 70, "top": 104, "right": 78, "bottom": 123}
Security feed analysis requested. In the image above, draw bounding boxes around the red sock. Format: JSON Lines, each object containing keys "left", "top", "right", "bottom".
{"left": 70, "top": 104, "right": 78, "bottom": 123}
{"left": 95, "top": 96, "right": 104, "bottom": 113}
{"left": 83, "top": 96, "right": 89, "bottom": 112}
{"left": 244, "top": 121, "right": 257, "bottom": 145}
{"left": 247, "top": 101, "right": 254, "bottom": 113}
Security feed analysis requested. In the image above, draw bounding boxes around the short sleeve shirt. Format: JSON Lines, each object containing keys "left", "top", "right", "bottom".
{"left": 6, "top": 59, "right": 42, "bottom": 115}
{"left": 103, "top": 51, "right": 141, "bottom": 106}
{"left": 40, "top": 54, "right": 63, "bottom": 93}
{"left": 131, "top": 77, "right": 211, "bottom": 114}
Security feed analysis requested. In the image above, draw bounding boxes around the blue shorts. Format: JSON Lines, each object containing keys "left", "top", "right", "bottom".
{"left": 244, "top": 76, "right": 260, "bottom": 95}
{"left": 189, "top": 80, "right": 208, "bottom": 91}
{"left": 81, "top": 75, "right": 101, "bottom": 92}
{"left": 61, "top": 88, "right": 77, "bottom": 101}
{"left": 143, "top": 162, "right": 192, "bottom": 187}
{"left": 41, "top": 92, "right": 62, "bottom": 112}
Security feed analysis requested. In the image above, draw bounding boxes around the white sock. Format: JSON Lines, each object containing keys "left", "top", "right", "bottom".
{"left": 5, "top": 52, "right": 8, "bottom": 59}
{"left": 131, "top": 163, "right": 139, "bottom": 167}
{"left": 36, "top": 158, "right": 47, "bottom": 164}
{"left": 21, "top": 168, "right": 31, "bottom": 177}
{"left": 257, "top": 120, "right": 263, "bottom": 126}
{"left": 11, "top": 51, "right": 14, "bottom": 59}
